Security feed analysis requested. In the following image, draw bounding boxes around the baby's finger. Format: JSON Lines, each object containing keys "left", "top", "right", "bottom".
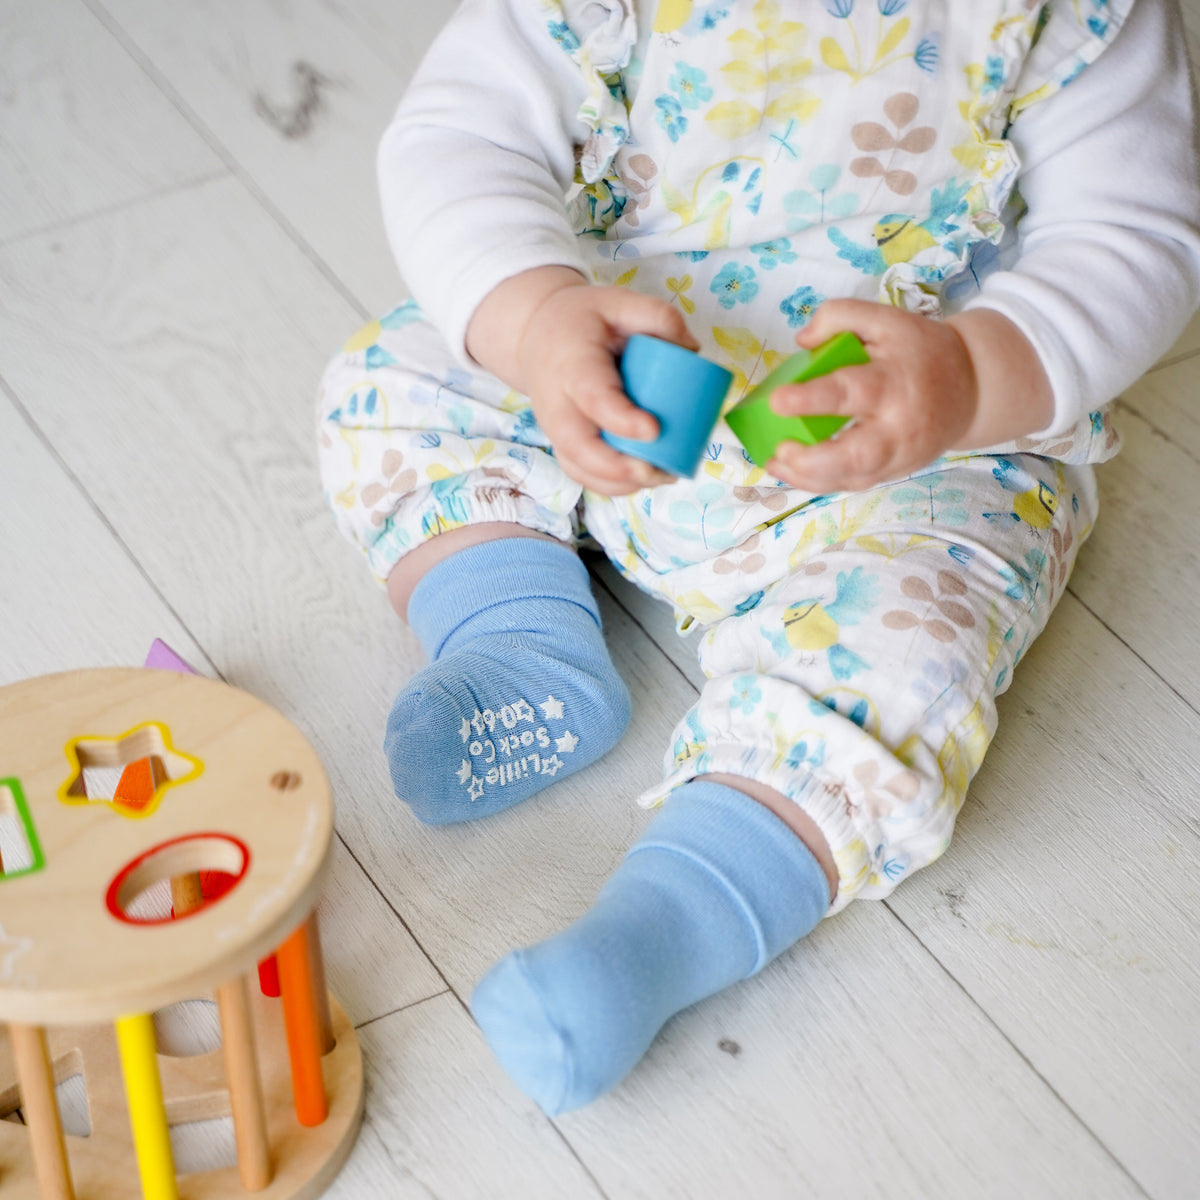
{"left": 568, "top": 346, "right": 660, "bottom": 442}
{"left": 551, "top": 404, "right": 668, "bottom": 490}
{"left": 598, "top": 289, "right": 701, "bottom": 351}
{"left": 768, "top": 423, "right": 893, "bottom": 494}
{"left": 770, "top": 360, "right": 879, "bottom": 420}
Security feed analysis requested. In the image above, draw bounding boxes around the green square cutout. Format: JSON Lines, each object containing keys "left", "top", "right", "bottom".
{"left": 0, "top": 777, "right": 46, "bottom": 879}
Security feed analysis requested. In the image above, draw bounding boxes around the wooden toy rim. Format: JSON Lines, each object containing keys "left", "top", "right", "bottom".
{"left": 0, "top": 667, "right": 334, "bottom": 1025}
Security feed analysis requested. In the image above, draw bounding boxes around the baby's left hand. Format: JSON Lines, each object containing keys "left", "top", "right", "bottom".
{"left": 765, "top": 300, "right": 979, "bottom": 494}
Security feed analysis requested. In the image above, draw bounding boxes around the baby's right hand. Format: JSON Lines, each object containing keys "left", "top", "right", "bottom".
{"left": 470, "top": 269, "right": 700, "bottom": 495}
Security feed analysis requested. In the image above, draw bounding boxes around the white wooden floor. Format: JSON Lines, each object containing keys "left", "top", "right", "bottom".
{"left": 2, "top": 1, "right": 1199, "bottom": 1196}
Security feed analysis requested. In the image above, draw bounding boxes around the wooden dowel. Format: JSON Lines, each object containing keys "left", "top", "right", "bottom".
{"left": 9, "top": 1024, "right": 75, "bottom": 1200}
{"left": 216, "top": 974, "right": 272, "bottom": 1191}
{"left": 304, "top": 911, "right": 336, "bottom": 1056}
{"left": 169, "top": 871, "right": 203, "bottom": 918}
{"left": 276, "top": 919, "right": 328, "bottom": 1127}
{"left": 115, "top": 1013, "right": 179, "bottom": 1200}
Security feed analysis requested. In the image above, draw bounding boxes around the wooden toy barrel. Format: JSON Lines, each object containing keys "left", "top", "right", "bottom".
{"left": 0, "top": 668, "right": 364, "bottom": 1200}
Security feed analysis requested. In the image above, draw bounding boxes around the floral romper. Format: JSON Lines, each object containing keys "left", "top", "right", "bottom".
{"left": 318, "top": 0, "right": 1130, "bottom": 911}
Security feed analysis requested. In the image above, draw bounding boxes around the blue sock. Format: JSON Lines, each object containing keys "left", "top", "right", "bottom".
{"left": 386, "top": 538, "right": 630, "bottom": 824}
{"left": 471, "top": 781, "right": 831, "bottom": 1114}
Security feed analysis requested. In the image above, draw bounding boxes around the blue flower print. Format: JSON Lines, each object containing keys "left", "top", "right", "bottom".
{"left": 675, "top": 250, "right": 710, "bottom": 262}
{"left": 825, "top": 0, "right": 854, "bottom": 16}
{"left": 379, "top": 300, "right": 422, "bottom": 329}
{"left": 669, "top": 62, "right": 712, "bottom": 109}
{"left": 729, "top": 676, "right": 763, "bottom": 715}
{"left": 981, "top": 55, "right": 1005, "bottom": 96}
{"left": 655, "top": 95, "right": 687, "bottom": 142}
{"left": 784, "top": 737, "right": 827, "bottom": 772}
{"left": 364, "top": 344, "right": 399, "bottom": 370}
{"left": 914, "top": 35, "right": 938, "bottom": 73}
{"left": 510, "top": 408, "right": 542, "bottom": 446}
{"left": 546, "top": 20, "right": 580, "bottom": 53}
{"left": 712, "top": 263, "right": 758, "bottom": 308}
{"left": 780, "top": 285, "right": 825, "bottom": 328}
{"left": 877, "top": 0, "right": 907, "bottom": 14}
{"left": 751, "top": 239, "right": 797, "bottom": 270}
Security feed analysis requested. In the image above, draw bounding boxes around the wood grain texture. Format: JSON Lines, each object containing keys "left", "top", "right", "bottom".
{"left": 0, "top": 0, "right": 222, "bottom": 244}
{"left": 94, "top": 0, "right": 457, "bottom": 313}
{"left": 891, "top": 593, "right": 1200, "bottom": 1198}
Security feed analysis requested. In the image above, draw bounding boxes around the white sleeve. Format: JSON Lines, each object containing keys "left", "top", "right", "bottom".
{"left": 378, "top": 0, "right": 592, "bottom": 360}
{"left": 966, "top": 0, "right": 1200, "bottom": 434}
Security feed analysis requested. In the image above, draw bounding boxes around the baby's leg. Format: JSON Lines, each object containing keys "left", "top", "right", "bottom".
{"left": 472, "top": 454, "right": 1099, "bottom": 1110}
{"left": 318, "top": 306, "right": 629, "bottom": 823}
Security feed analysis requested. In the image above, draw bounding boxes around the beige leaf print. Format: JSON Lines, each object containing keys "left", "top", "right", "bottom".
{"left": 850, "top": 92, "right": 936, "bottom": 197}
{"left": 882, "top": 570, "right": 975, "bottom": 642}
{"left": 366, "top": 449, "right": 417, "bottom": 526}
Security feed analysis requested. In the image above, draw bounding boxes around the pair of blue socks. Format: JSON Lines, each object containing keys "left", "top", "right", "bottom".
{"left": 387, "top": 538, "right": 831, "bottom": 1113}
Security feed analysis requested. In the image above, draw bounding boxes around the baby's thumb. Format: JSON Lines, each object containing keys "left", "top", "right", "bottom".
{"left": 605, "top": 289, "right": 701, "bottom": 351}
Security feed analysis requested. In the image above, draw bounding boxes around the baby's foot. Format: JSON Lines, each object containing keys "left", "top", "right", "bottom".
{"left": 387, "top": 538, "right": 630, "bottom": 824}
{"left": 471, "top": 782, "right": 831, "bottom": 1113}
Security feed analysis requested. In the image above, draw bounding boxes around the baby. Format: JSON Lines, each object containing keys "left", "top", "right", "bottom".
{"left": 318, "top": 0, "right": 1200, "bottom": 1114}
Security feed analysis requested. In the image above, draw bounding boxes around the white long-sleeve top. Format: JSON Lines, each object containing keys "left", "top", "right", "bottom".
{"left": 379, "top": 0, "right": 1200, "bottom": 436}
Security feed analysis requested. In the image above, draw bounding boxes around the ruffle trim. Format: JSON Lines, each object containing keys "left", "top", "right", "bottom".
{"left": 879, "top": 0, "right": 1133, "bottom": 315}
{"left": 537, "top": 0, "right": 636, "bottom": 182}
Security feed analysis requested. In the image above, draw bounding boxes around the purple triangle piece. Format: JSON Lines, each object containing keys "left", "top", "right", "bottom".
{"left": 144, "top": 638, "right": 199, "bottom": 675}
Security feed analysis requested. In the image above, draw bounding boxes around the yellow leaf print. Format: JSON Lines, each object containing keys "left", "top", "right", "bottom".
{"left": 661, "top": 173, "right": 696, "bottom": 226}
{"left": 876, "top": 17, "right": 910, "bottom": 62}
{"left": 673, "top": 589, "right": 729, "bottom": 625}
{"left": 334, "top": 482, "right": 356, "bottom": 510}
{"left": 820, "top": 37, "right": 852, "bottom": 74}
{"left": 752, "top": 0, "right": 804, "bottom": 54}
{"left": 722, "top": 59, "right": 768, "bottom": 92}
{"left": 615, "top": 266, "right": 640, "bottom": 287}
{"left": 498, "top": 388, "right": 525, "bottom": 414}
{"left": 820, "top": 11, "right": 914, "bottom": 83}
{"left": 342, "top": 319, "right": 382, "bottom": 353}
{"left": 768, "top": 60, "right": 814, "bottom": 87}
{"left": 712, "top": 326, "right": 763, "bottom": 359}
{"left": 764, "top": 91, "right": 820, "bottom": 122}
{"left": 705, "top": 192, "right": 733, "bottom": 249}
{"left": 706, "top": 100, "right": 763, "bottom": 139}
{"left": 708, "top": 0, "right": 812, "bottom": 139}
{"left": 653, "top": 0, "right": 692, "bottom": 34}
{"left": 666, "top": 275, "right": 696, "bottom": 314}
{"left": 426, "top": 463, "right": 455, "bottom": 481}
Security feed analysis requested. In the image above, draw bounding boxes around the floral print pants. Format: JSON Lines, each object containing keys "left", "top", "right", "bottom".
{"left": 319, "top": 304, "right": 1103, "bottom": 912}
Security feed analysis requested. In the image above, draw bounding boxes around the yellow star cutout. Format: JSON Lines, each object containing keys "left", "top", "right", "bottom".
{"left": 58, "top": 721, "right": 203, "bottom": 820}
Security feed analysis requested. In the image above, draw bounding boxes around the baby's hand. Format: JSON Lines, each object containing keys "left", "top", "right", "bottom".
{"left": 513, "top": 281, "right": 700, "bottom": 495}
{"left": 765, "top": 300, "right": 980, "bottom": 493}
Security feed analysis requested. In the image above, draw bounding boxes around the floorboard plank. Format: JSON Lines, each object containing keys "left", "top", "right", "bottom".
{"left": 320, "top": 994, "right": 606, "bottom": 1200}
{"left": 891, "top": 593, "right": 1200, "bottom": 1199}
{"left": 93, "top": 0, "right": 455, "bottom": 314}
{"left": 0, "top": 0, "right": 223, "bottom": 244}
{"left": 1069, "top": 357, "right": 1200, "bottom": 712}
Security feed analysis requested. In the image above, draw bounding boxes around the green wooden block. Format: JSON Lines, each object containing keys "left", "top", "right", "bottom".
{"left": 725, "top": 331, "right": 870, "bottom": 467}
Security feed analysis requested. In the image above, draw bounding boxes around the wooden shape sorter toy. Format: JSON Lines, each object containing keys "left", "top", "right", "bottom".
{"left": 0, "top": 666, "right": 364, "bottom": 1200}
